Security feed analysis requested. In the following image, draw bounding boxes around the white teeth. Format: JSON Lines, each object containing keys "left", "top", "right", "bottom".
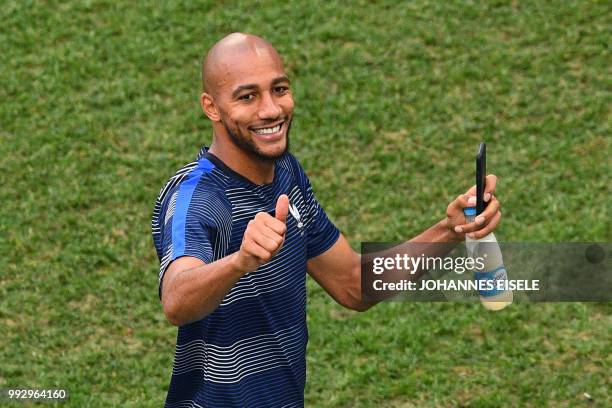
{"left": 254, "top": 124, "right": 281, "bottom": 135}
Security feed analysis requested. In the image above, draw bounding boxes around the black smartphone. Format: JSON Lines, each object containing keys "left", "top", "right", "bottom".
{"left": 476, "top": 142, "right": 486, "bottom": 215}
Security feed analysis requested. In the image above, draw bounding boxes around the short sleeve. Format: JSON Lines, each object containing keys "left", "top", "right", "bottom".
{"left": 152, "top": 159, "right": 219, "bottom": 299}
{"left": 156, "top": 191, "right": 215, "bottom": 300}
{"left": 301, "top": 173, "right": 340, "bottom": 259}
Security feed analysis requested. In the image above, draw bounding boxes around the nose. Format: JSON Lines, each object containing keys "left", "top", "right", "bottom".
{"left": 257, "top": 91, "right": 282, "bottom": 120}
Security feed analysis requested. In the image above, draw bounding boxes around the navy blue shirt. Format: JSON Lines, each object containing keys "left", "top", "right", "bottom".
{"left": 152, "top": 147, "right": 340, "bottom": 407}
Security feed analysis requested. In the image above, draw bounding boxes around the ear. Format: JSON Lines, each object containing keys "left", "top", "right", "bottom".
{"left": 201, "top": 92, "right": 221, "bottom": 122}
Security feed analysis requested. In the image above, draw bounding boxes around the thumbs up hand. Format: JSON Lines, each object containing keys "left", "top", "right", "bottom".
{"left": 233, "top": 195, "right": 289, "bottom": 274}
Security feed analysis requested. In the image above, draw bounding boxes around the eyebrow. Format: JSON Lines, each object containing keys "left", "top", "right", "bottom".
{"left": 231, "top": 75, "right": 291, "bottom": 99}
{"left": 271, "top": 75, "right": 291, "bottom": 86}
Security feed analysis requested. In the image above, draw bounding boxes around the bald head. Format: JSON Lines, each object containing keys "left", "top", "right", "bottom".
{"left": 202, "top": 33, "right": 283, "bottom": 96}
{"left": 198, "top": 33, "right": 294, "bottom": 167}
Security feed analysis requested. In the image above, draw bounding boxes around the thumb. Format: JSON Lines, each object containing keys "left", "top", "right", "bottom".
{"left": 275, "top": 194, "right": 289, "bottom": 224}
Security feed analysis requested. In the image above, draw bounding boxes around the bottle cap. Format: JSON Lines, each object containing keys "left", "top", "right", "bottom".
{"left": 463, "top": 207, "right": 477, "bottom": 216}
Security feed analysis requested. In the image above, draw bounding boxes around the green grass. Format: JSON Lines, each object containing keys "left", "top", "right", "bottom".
{"left": 1, "top": 0, "right": 610, "bottom": 407}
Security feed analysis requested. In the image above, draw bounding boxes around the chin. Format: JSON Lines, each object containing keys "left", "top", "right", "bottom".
{"left": 255, "top": 139, "right": 287, "bottom": 160}
{"left": 224, "top": 119, "right": 291, "bottom": 161}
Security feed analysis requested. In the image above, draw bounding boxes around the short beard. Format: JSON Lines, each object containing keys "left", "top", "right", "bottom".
{"left": 223, "top": 119, "right": 292, "bottom": 162}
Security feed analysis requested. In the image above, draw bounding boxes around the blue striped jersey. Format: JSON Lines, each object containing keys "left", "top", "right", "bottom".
{"left": 151, "top": 146, "right": 340, "bottom": 407}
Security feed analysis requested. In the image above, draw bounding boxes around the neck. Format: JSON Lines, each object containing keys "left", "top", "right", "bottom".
{"left": 208, "top": 138, "right": 275, "bottom": 185}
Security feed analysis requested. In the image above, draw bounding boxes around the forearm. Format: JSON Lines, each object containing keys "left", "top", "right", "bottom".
{"left": 309, "top": 220, "right": 464, "bottom": 312}
{"left": 409, "top": 218, "right": 464, "bottom": 246}
{"left": 356, "top": 219, "right": 463, "bottom": 307}
{"left": 351, "top": 220, "right": 462, "bottom": 310}
{"left": 162, "top": 253, "right": 245, "bottom": 326}
{"left": 362, "top": 219, "right": 462, "bottom": 274}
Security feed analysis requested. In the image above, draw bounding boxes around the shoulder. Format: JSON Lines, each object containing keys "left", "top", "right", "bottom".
{"left": 152, "top": 157, "right": 228, "bottom": 227}
{"left": 276, "top": 151, "right": 310, "bottom": 185}
{"left": 277, "top": 151, "right": 302, "bottom": 171}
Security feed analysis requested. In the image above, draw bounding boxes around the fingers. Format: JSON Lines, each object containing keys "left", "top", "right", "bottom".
{"left": 479, "top": 193, "right": 500, "bottom": 221}
{"left": 469, "top": 210, "right": 502, "bottom": 239}
{"left": 239, "top": 206, "right": 288, "bottom": 271}
{"left": 484, "top": 174, "right": 497, "bottom": 202}
{"left": 455, "top": 195, "right": 501, "bottom": 234}
{"left": 251, "top": 225, "right": 285, "bottom": 253}
{"left": 242, "top": 235, "right": 273, "bottom": 262}
{"left": 446, "top": 175, "right": 501, "bottom": 237}
{"left": 254, "top": 211, "right": 287, "bottom": 236}
{"left": 447, "top": 194, "right": 476, "bottom": 215}
{"left": 463, "top": 174, "right": 498, "bottom": 203}
{"left": 275, "top": 194, "right": 289, "bottom": 223}
{"left": 248, "top": 216, "right": 286, "bottom": 248}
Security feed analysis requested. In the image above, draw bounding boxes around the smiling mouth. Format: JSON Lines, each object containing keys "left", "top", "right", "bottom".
{"left": 250, "top": 121, "right": 285, "bottom": 138}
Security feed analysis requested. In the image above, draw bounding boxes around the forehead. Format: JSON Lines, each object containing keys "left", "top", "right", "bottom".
{"left": 213, "top": 49, "right": 287, "bottom": 95}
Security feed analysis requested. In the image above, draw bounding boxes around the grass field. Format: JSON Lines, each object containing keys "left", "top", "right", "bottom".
{"left": 1, "top": 1, "right": 610, "bottom": 407}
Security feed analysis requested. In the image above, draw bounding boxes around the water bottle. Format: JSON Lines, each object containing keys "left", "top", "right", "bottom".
{"left": 464, "top": 207, "right": 513, "bottom": 310}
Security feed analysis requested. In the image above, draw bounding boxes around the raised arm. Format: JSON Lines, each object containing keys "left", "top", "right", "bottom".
{"left": 306, "top": 220, "right": 460, "bottom": 313}
{"left": 306, "top": 175, "right": 501, "bottom": 312}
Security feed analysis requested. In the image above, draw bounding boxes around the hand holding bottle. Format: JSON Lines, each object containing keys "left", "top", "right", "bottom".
{"left": 444, "top": 174, "right": 502, "bottom": 240}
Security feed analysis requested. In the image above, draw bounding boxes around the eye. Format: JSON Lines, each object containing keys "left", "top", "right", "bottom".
{"left": 273, "top": 86, "right": 289, "bottom": 94}
{"left": 238, "top": 93, "right": 255, "bottom": 101}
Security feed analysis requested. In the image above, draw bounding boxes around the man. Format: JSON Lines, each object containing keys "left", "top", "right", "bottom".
{"left": 151, "top": 33, "right": 501, "bottom": 407}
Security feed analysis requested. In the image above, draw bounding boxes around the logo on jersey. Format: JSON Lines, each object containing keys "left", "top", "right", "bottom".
{"left": 289, "top": 203, "right": 304, "bottom": 230}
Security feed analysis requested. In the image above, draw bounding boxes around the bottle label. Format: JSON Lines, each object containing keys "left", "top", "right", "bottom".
{"left": 474, "top": 266, "right": 508, "bottom": 297}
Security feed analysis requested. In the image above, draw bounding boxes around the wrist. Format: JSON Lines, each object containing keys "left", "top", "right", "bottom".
{"left": 440, "top": 219, "right": 464, "bottom": 243}
{"left": 228, "top": 252, "right": 254, "bottom": 276}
